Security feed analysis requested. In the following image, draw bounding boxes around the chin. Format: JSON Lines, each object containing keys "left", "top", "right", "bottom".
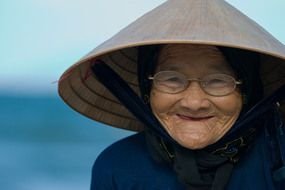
{"left": 174, "top": 134, "right": 214, "bottom": 150}
{"left": 181, "top": 142, "right": 209, "bottom": 150}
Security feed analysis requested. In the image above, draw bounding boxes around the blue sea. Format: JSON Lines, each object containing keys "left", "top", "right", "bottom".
{"left": 0, "top": 95, "right": 133, "bottom": 190}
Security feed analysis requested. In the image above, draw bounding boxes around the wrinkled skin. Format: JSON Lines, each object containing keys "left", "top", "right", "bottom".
{"left": 150, "top": 44, "right": 243, "bottom": 149}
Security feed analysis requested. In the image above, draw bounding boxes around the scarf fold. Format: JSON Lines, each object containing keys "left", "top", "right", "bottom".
{"left": 91, "top": 60, "right": 284, "bottom": 189}
{"left": 146, "top": 131, "right": 234, "bottom": 190}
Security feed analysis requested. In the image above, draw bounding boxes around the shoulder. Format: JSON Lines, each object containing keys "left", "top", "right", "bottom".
{"left": 94, "top": 132, "right": 150, "bottom": 168}
{"left": 91, "top": 132, "right": 184, "bottom": 190}
{"left": 91, "top": 132, "right": 151, "bottom": 189}
{"left": 227, "top": 128, "right": 284, "bottom": 189}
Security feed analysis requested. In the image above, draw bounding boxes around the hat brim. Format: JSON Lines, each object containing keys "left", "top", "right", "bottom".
{"left": 58, "top": 0, "right": 285, "bottom": 131}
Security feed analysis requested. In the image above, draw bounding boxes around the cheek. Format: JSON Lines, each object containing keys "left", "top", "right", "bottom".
{"left": 214, "top": 93, "right": 243, "bottom": 117}
{"left": 149, "top": 89, "right": 243, "bottom": 149}
{"left": 150, "top": 90, "right": 175, "bottom": 114}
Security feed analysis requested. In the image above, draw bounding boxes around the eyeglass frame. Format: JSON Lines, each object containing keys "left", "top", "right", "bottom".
{"left": 148, "top": 71, "right": 242, "bottom": 97}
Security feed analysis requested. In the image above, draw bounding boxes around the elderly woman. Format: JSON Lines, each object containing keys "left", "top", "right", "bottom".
{"left": 58, "top": 1, "right": 285, "bottom": 189}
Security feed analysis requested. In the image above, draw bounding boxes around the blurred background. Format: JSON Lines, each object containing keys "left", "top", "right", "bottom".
{"left": 1, "top": 0, "right": 284, "bottom": 189}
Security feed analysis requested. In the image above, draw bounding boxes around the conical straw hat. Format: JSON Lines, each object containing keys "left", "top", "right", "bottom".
{"left": 58, "top": 0, "right": 285, "bottom": 131}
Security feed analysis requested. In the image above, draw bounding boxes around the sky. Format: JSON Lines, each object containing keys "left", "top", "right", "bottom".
{"left": 1, "top": 0, "right": 284, "bottom": 95}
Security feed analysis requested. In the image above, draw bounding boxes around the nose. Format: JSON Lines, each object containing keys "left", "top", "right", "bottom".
{"left": 179, "top": 82, "right": 210, "bottom": 111}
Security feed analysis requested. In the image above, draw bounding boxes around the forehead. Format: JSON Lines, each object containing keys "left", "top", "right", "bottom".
{"left": 156, "top": 44, "right": 234, "bottom": 75}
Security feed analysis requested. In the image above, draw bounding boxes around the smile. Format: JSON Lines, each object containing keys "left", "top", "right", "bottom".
{"left": 176, "top": 114, "right": 214, "bottom": 121}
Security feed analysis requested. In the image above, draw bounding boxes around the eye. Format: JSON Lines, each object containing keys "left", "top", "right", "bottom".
{"left": 165, "top": 76, "right": 182, "bottom": 82}
{"left": 158, "top": 76, "right": 182, "bottom": 87}
{"left": 155, "top": 71, "right": 186, "bottom": 87}
{"left": 203, "top": 74, "right": 233, "bottom": 88}
{"left": 207, "top": 78, "right": 229, "bottom": 87}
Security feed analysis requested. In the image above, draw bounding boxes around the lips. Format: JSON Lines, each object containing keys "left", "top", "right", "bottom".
{"left": 176, "top": 114, "right": 214, "bottom": 121}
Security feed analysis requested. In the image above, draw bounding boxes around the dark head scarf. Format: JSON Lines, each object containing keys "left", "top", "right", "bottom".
{"left": 92, "top": 43, "right": 285, "bottom": 189}
{"left": 137, "top": 45, "right": 264, "bottom": 190}
{"left": 218, "top": 47, "right": 264, "bottom": 114}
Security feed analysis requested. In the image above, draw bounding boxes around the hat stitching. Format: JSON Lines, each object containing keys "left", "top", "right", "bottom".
{"left": 69, "top": 76, "right": 136, "bottom": 120}
{"left": 109, "top": 54, "right": 137, "bottom": 75}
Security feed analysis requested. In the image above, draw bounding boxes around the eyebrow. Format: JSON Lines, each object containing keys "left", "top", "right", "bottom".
{"left": 156, "top": 62, "right": 185, "bottom": 71}
{"left": 156, "top": 62, "right": 236, "bottom": 76}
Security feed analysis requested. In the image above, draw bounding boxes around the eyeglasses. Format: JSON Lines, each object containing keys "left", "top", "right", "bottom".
{"left": 148, "top": 71, "right": 242, "bottom": 96}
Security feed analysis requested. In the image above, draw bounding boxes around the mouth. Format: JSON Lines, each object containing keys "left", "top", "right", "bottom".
{"left": 176, "top": 114, "right": 214, "bottom": 121}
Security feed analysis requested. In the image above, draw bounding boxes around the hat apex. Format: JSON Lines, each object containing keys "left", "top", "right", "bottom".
{"left": 81, "top": 0, "right": 285, "bottom": 64}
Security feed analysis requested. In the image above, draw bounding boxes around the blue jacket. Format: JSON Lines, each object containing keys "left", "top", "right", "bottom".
{"left": 91, "top": 129, "right": 284, "bottom": 190}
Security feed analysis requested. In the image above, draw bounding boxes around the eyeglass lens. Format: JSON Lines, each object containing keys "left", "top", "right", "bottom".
{"left": 152, "top": 71, "right": 238, "bottom": 96}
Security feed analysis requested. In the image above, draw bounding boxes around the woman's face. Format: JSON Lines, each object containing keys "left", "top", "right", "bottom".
{"left": 150, "top": 44, "right": 243, "bottom": 149}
